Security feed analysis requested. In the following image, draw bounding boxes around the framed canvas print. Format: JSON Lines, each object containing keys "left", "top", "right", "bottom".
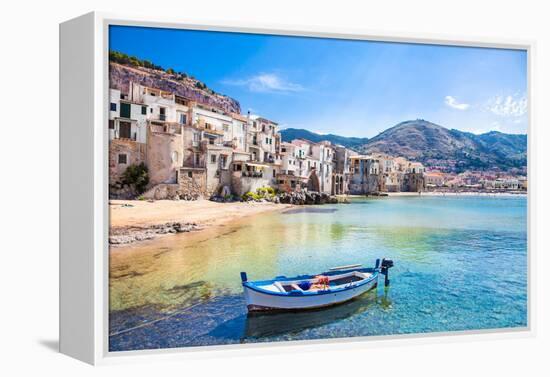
{"left": 59, "top": 12, "right": 534, "bottom": 365}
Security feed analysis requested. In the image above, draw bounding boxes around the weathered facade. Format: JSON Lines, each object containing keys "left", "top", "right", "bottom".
{"left": 109, "top": 81, "right": 429, "bottom": 200}
{"left": 349, "top": 154, "right": 425, "bottom": 194}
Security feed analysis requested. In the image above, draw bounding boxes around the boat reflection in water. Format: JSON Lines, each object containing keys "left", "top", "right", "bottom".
{"left": 244, "top": 289, "right": 391, "bottom": 339}
{"left": 236, "top": 288, "right": 391, "bottom": 340}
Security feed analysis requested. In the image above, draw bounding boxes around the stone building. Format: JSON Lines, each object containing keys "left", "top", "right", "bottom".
{"left": 276, "top": 142, "right": 302, "bottom": 192}
{"left": 349, "top": 154, "right": 425, "bottom": 194}
{"left": 109, "top": 81, "right": 431, "bottom": 200}
{"left": 108, "top": 88, "right": 148, "bottom": 187}
{"left": 311, "top": 141, "right": 335, "bottom": 195}
{"left": 146, "top": 123, "right": 183, "bottom": 185}
{"left": 332, "top": 145, "right": 356, "bottom": 195}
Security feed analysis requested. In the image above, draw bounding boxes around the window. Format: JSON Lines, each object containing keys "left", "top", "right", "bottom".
{"left": 194, "top": 153, "right": 200, "bottom": 166}
{"left": 220, "top": 155, "right": 227, "bottom": 168}
{"left": 265, "top": 137, "right": 269, "bottom": 145}
{"left": 108, "top": 120, "right": 114, "bottom": 129}
{"left": 188, "top": 171, "right": 193, "bottom": 178}
{"left": 159, "top": 107, "right": 166, "bottom": 121}
{"left": 171, "top": 151, "right": 179, "bottom": 163}
{"left": 118, "top": 154, "right": 127, "bottom": 164}
{"left": 141, "top": 106, "right": 147, "bottom": 115}
{"left": 223, "top": 124, "right": 229, "bottom": 132}
{"left": 120, "top": 102, "right": 131, "bottom": 118}
{"left": 211, "top": 155, "right": 217, "bottom": 163}
{"left": 110, "top": 103, "right": 117, "bottom": 112}
{"left": 179, "top": 113, "right": 187, "bottom": 125}
{"left": 119, "top": 121, "right": 131, "bottom": 139}
{"left": 193, "top": 132, "right": 200, "bottom": 142}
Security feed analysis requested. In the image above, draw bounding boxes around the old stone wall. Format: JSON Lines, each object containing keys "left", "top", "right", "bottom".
{"left": 146, "top": 127, "right": 183, "bottom": 185}
{"left": 109, "top": 139, "right": 146, "bottom": 184}
{"left": 403, "top": 173, "right": 425, "bottom": 192}
{"left": 178, "top": 169, "right": 208, "bottom": 198}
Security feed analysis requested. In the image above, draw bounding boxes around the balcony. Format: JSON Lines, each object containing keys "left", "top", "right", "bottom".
{"left": 150, "top": 114, "right": 168, "bottom": 122}
{"left": 149, "top": 123, "right": 182, "bottom": 135}
{"left": 143, "top": 88, "right": 174, "bottom": 100}
{"left": 182, "top": 161, "right": 206, "bottom": 169}
{"left": 242, "top": 171, "right": 264, "bottom": 178}
{"left": 112, "top": 133, "right": 138, "bottom": 143}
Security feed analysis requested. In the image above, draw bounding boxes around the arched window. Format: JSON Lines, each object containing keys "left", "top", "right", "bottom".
{"left": 171, "top": 151, "right": 179, "bottom": 164}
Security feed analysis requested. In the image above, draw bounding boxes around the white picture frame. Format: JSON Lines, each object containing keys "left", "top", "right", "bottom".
{"left": 59, "top": 11, "right": 536, "bottom": 365}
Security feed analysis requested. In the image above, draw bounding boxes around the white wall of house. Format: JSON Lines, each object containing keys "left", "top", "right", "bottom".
{"left": 108, "top": 89, "right": 147, "bottom": 143}
{"left": 231, "top": 119, "right": 247, "bottom": 151}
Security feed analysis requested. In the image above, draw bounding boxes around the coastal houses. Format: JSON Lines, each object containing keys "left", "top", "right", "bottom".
{"left": 348, "top": 154, "right": 426, "bottom": 194}
{"left": 109, "top": 81, "right": 429, "bottom": 199}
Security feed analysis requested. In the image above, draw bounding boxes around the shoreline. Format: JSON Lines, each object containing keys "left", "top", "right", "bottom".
{"left": 337, "top": 191, "right": 527, "bottom": 199}
{"left": 110, "top": 191, "right": 527, "bottom": 245}
{"left": 388, "top": 191, "right": 527, "bottom": 197}
{"left": 109, "top": 199, "right": 293, "bottom": 246}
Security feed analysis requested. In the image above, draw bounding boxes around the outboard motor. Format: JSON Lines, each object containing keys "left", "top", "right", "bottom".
{"left": 380, "top": 258, "right": 394, "bottom": 286}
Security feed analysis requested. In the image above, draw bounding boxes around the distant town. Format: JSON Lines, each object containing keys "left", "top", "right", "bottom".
{"left": 109, "top": 73, "right": 527, "bottom": 201}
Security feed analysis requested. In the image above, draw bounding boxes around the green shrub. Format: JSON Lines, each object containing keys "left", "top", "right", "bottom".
{"left": 121, "top": 163, "right": 150, "bottom": 195}
{"left": 195, "top": 81, "right": 206, "bottom": 90}
{"left": 256, "top": 186, "right": 275, "bottom": 199}
{"left": 242, "top": 191, "right": 260, "bottom": 201}
{"left": 260, "top": 186, "right": 275, "bottom": 195}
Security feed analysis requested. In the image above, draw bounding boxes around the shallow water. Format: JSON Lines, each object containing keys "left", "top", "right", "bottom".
{"left": 109, "top": 196, "right": 528, "bottom": 351}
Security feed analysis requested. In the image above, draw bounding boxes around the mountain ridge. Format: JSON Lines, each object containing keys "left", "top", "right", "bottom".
{"left": 281, "top": 120, "right": 527, "bottom": 172}
{"left": 280, "top": 128, "right": 369, "bottom": 149}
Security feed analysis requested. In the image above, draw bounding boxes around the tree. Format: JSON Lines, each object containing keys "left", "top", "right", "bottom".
{"left": 121, "top": 163, "right": 150, "bottom": 195}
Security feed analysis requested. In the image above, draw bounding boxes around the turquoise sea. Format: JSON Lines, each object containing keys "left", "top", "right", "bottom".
{"left": 109, "top": 195, "right": 528, "bottom": 351}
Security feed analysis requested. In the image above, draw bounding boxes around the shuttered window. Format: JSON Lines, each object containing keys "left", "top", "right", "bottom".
{"left": 120, "top": 102, "right": 131, "bottom": 118}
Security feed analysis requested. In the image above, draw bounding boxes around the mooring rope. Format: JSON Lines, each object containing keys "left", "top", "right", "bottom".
{"left": 109, "top": 300, "right": 206, "bottom": 337}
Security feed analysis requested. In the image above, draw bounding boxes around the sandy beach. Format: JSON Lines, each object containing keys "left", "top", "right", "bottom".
{"left": 109, "top": 199, "right": 293, "bottom": 245}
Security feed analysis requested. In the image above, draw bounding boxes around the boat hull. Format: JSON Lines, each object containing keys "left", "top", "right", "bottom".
{"left": 243, "top": 273, "right": 379, "bottom": 312}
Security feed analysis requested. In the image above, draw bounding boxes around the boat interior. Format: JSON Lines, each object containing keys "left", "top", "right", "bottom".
{"left": 259, "top": 270, "right": 372, "bottom": 294}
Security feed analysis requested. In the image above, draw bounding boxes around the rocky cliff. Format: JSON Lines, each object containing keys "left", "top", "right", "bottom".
{"left": 109, "top": 62, "right": 241, "bottom": 114}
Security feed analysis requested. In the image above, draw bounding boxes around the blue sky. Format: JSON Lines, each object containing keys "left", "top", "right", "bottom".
{"left": 110, "top": 25, "right": 527, "bottom": 137}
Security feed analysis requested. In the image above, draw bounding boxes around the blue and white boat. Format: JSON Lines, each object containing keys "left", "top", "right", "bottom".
{"left": 240, "top": 259, "right": 394, "bottom": 312}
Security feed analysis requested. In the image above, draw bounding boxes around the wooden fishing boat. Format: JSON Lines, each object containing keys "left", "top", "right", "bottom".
{"left": 240, "top": 259, "right": 394, "bottom": 312}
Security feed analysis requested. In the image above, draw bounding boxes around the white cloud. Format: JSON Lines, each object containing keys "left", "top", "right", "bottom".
{"left": 445, "top": 96, "right": 470, "bottom": 110}
{"left": 223, "top": 73, "right": 303, "bottom": 93}
{"left": 486, "top": 94, "right": 527, "bottom": 117}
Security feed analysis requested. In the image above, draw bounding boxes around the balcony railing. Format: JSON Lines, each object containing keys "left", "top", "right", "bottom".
{"left": 242, "top": 171, "right": 264, "bottom": 178}
{"left": 182, "top": 162, "right": 206, "bottom": 169}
